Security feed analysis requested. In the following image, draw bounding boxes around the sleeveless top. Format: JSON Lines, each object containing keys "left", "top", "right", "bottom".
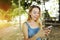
{"left": 25, "top": 22, "right": 41, "bottom": 40}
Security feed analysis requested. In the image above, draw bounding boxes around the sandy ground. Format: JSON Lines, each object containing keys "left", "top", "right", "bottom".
{"left": 0, "top": 25, "right": 60, "bottom": 40}
{"left": 48, "top": 26, "right": 60, "bottom": 40}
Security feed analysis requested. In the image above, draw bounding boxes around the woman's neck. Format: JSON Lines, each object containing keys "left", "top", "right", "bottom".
{"left": 27, "top": 18, "right": 39, "bottom": 24}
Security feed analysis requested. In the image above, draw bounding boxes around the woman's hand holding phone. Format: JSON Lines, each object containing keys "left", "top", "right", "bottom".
{"left": 44, "top": 26, "right": 52, "bottom": 36}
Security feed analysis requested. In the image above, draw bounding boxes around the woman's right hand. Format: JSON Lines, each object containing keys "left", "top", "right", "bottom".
{"left": 44, "top": 27, "right": 51, "bottom": 36}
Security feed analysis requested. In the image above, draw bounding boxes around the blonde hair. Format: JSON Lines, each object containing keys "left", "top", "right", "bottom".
{"left": 27, "top": 5, "right": 43, "bottom": 29}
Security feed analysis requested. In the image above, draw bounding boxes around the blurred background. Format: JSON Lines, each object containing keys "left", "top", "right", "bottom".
{"left": 0, "top": 0, "right": 60, "bottom": 40}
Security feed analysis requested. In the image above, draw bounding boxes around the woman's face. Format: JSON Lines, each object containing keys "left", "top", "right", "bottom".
{"left": 30, "top": 8, "right": 40, "bottom": 21}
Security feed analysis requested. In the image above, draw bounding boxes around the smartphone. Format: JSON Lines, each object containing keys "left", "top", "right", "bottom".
{"left": 47, "top": 25, "right": 52, "bottom": 28}
{"left": 43, "top": 25, "right": 53, "bottom": 30}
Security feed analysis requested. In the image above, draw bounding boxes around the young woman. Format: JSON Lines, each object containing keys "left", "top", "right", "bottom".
{"left": 22, "top": 5, "right": 51, "bottom": 40}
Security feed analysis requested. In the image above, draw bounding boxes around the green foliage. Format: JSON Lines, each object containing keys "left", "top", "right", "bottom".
{"left": 13, "top": 0, "right": 19, "bottom": 6}
{"left": 11, "top": 7, "right": 26, "bottom": 17}
{"left": 20, "top": 0, "right": 41, "bottom": 10}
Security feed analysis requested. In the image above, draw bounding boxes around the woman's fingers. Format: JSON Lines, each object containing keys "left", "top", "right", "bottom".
{"left": 45, "top": 29, "right": 51, "bottom": 36}
{"left": 39, "top": 29, "right": 51, "bottom": 37}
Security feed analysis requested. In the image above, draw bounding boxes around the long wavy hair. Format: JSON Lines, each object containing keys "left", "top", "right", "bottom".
{"left": 27, "top": 5, "right": 43, "bottom": 29}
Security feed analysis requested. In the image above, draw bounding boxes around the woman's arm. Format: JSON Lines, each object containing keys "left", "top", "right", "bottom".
{"left": 22, "top": 23, "right": 30, "bottom": 40}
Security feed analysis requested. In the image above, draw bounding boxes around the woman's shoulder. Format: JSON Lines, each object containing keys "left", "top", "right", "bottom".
{"left": 22, "top": 21, "right": 28, "bottom": 32}
{"left": 23, "top": 21, "right": 27, "bottom": 25}
{"left": 22, "top": 21, "right": 28, "bottom": 28}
